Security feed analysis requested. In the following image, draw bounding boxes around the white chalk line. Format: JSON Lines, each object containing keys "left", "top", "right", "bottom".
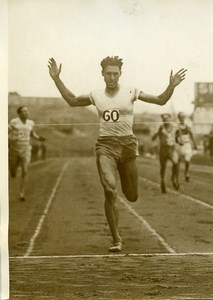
{"left": 10, "top": 252, "right": 213, "bottom": 260}
{"left": 139, "top": 177, "right": 213, "bottom": 210}
{"left": 118, "top": 196, "right": 176, "bottom": 254}
{"left": 24, "top": 161, "right": 69, "bottom": 257}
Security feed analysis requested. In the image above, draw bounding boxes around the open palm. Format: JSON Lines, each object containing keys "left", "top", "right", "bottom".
{"left": 48, "top": 58, "right": 62, "bottom": 80}
{"left": 170, "top": 68, "right": 187, "bottom": 87}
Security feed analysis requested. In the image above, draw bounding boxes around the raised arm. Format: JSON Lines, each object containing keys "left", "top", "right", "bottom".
{"left": 138, "top": 69, "right": 187, "bottom": 106}
{"left": 48, "top": 58, "right": 92, "bottom": 107}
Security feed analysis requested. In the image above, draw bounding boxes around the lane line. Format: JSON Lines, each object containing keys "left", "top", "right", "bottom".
{"left": 139, "top": 177, "right": 213, "bottom": 210}
{"left": 10, "top": 252, "right": 213, "bottom": 260}
{"left": 24, "top": 161, "right": 69, "bottom": 257}
{"left": 118, "top": 196, "right": 176, "bottom": 254}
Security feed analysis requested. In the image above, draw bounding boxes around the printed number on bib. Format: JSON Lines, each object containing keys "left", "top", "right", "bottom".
{"left": 167, "top": 135, "right": 174, "bottom": 146}
{"left": 181, "top": 134, "right": 190, "bottom": 143}
{"left": 103, "top": 109, "right": 120, "bottom": 122}
{"left": 18, "top": 131, "right": 28, "bottom": 139}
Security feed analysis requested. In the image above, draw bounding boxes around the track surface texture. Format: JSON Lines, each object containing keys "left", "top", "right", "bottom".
{"left": 9, "top": 157, "right": 213, "bottom": 300}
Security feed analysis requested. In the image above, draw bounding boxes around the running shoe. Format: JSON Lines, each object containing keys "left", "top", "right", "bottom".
{"left": 109, "top": 241, "right": 122, "bottom": 252}
{"left": 172, "top": 179, "right": 180, "bottom": 192}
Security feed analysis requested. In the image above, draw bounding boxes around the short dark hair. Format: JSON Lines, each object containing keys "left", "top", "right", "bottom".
{"left": 161, "top": 113, "right": 171, "bottom": 119}
{"left": 100, "top": 56, "right": 123, "bottom": 71}
{"left": 177, "top": 112, "right": 185, "bottom": 119}
{"left": 17, "top": 106, "right": 25, "bottom": 114}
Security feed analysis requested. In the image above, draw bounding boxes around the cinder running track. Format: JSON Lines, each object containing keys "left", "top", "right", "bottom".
{"left": 9, "top": 157, "right": 213, "bottom": 299}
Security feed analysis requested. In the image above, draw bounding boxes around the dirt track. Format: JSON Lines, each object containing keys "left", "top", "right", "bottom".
{"left": 9, "top": 254, "right": 213, "bottom": 300}
{"left": 9, "top": 157, "right": 213, "bottom": 299}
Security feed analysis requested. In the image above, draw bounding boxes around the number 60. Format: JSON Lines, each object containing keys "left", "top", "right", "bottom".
{"left": 103, "top": 110, "right": 119, "bottom": 122}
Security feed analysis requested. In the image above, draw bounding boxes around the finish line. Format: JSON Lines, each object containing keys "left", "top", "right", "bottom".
{"left": 10, "top": 252, "right": 213, "bottom": 260}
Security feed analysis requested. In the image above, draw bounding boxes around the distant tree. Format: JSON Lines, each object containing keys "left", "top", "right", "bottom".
{"left": 8, "top": 91, "right": 21, "bottom": 96}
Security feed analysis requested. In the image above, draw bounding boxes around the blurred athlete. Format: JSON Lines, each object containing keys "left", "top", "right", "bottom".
{"left": 209, "top": 128, "right": 213, "bottom": 158}
{"left": 48, "top": 56, "right": 186, "bottom": 252}
{"left": 152, "top": 113, "right": 179, "bottom": 193}
{"left": 9, "top": 106, "right": 45, "bottom": 201}
{"left": 176, "top": 112, "right": 197, "bottom": 182}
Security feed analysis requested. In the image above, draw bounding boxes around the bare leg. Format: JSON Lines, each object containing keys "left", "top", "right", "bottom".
{"left": 9, "top": 155, "right": 18, "bottom": 178}
{"left": 118, "top": 159, "right": 138, "bottom": 202}
{"left": 159, "top": 152, "right": 167, "bottom": 193}
{"left": 20, "top": 161, "right": 28, "bottom": 200}
{"left": 185, "top": 161, "right": 190, "bottom": 181}
{"left": 171, "top": 151, "right": 180, "bottom": 191}
{"left": 96, "top": 155, "right": 122, "bottom": 245}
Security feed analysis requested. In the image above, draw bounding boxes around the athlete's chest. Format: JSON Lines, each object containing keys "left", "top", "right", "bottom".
{"left": 15, "top": 122, "right": 32, "bottom": 133}
{"left": 12, "top": 120, "right": 33, "bottom": 139}
{"left": 95, "top": 92, "right": 134, "bottom": 113}
{"left": 179, "top": 125, "right": 189, "bottom": 135}
{"left": 161, "top": 125, "right": 175, "bottom": 137}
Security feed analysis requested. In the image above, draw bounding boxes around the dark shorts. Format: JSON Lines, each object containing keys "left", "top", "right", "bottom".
{"left": 95, "top": 135, "right": 138, "bottom": 164}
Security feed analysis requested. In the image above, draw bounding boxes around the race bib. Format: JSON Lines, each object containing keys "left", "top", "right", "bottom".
{"left": 181, "top": 134, "right": 190, "bottom": 143}
{"left": 102, "top": 109, "right": 120, "bottom": 122}
{"left": 166, "top": 134, "right": 174, "bottom": 146}
{"left": 18, "top": 130, "right": 28, "bottom": 139}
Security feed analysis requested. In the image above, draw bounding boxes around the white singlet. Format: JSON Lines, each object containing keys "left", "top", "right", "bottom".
{"left": 89, "top": 85, "right": 139, "bottom": 136}
{"left": 9, "top": 117, "right": 34, "bottom": 150}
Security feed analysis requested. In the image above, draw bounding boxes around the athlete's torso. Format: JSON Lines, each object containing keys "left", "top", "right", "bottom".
{"left": 159, "top": 124, "right": 176, "bottom": 147}
{"left": 177, "top": 124, "right": 191, "bottom": 144}
{"left": 89, "top": 85, "right": 139, "bottom": 136}
{"left": 9, "top": 117, "right": 34, "bottom": 149}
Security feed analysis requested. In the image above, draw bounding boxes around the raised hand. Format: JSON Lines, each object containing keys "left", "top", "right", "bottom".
{"left": 169, "top": 68, "right": 187, "bottom": 88}
{"left": 48, "top": 58, "right": 62, "bottom": 80}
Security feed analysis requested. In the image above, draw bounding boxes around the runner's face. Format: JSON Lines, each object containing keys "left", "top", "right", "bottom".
{"left": 179, "top": 114, "right": 185, "bottom": 123}
{"left": 162, "top": 115, "right": 170, "bottom": 124}
{"left": 19, "top": 107, "right": 29, "bottom": 120}
{"left": 102, "top": 65, "right": 121, "bottom": 89}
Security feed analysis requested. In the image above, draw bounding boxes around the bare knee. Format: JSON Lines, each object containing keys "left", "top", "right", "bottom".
{"left": 124, "top": 190, "right": 138, "bottom": 202}
{"left": 21, "top": 168, "right": 28, "bottom": 178}
{"left": 104, "top": 185, "right": 117, "bottom": 204}
{"left": 9, "top": 166, "right": 16, "bottom": 178}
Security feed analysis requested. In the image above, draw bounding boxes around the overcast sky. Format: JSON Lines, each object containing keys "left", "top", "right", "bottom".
{"left": 7, "top": 0, "right": 213, "bottom": 114}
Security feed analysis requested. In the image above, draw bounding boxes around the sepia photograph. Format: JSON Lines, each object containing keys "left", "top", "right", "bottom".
{"left": 1, "top": 0, "right": 213, "bottom": 299}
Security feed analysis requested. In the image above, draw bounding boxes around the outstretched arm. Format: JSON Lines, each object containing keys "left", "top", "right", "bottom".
{"left": 138, "top": 69, "right": 187, "bottom": 106}
{"left": 48, "top": 58, "right": 91, "bottom": 107}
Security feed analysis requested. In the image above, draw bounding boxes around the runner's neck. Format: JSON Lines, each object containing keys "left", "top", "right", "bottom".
{"left": 105, "top": 85, "right": 120, "bottom": 97}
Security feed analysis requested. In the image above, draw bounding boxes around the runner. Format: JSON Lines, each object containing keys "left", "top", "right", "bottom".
{"left": 208, "top": 127, "right": 213, "bottom": 158}
{"left": 9, "top": 106, "right": 45, "bottom": 201}
{"left": 152, "top": 113, "right": 179, "bottom": 193}
{"left": 176, "top": 112, "right": 197, "bottom": 182}
{"left": 48, "top": 56, "right": 186, "bottom": 251}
